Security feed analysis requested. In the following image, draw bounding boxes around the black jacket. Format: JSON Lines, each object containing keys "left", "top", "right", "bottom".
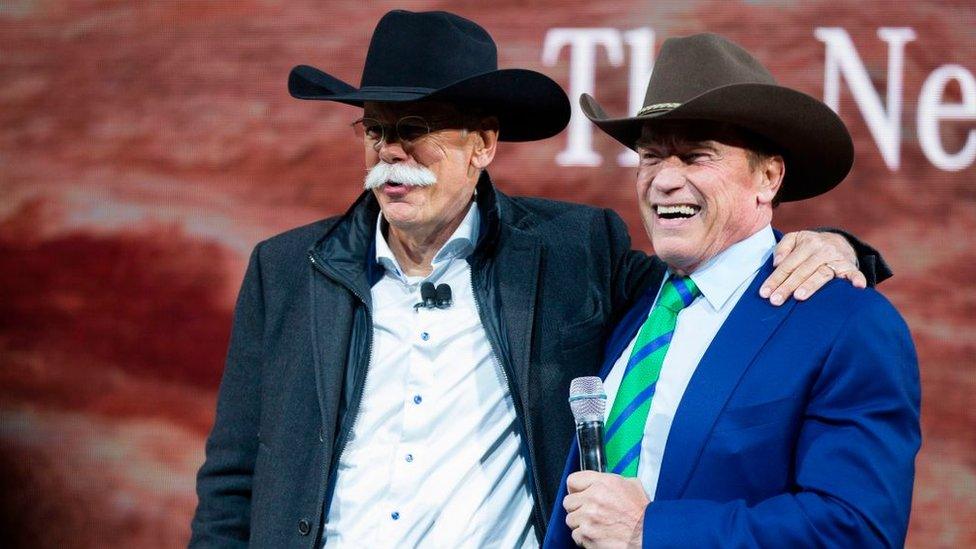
{"left": 190, "top": 174, "right": 663, "bottom": 547}
{"left": 190, "top": 173, "right": 890, "bottom": 547}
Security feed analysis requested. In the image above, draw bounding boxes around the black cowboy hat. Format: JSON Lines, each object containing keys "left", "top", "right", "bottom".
{"left": 288, "top": 10, "right": 570, "bottom": 142}
{"left": 581, "top": 33, "right": 853, "bottom": 202}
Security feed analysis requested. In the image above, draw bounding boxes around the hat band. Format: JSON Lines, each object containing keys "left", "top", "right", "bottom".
{"left": 637, "top": 102, "right": 682, "bottom": 116}
{"left": 358, "top": 85, "right": 438, "bottom": 94}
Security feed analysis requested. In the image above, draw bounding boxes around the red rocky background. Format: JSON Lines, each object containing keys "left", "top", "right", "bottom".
{"left": 1, "top": 1, "right": 973, "bottom": 546}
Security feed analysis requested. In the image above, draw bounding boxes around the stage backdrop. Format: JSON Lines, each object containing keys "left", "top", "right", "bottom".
{"left": 1, "top": 1, "right": 973, "bottom": 546}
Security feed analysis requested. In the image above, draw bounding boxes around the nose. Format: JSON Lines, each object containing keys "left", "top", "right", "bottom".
{"left": 651, "top": 156, "right": 686, "bottom": 193}
{"left": 377, "top": 138, "right": 409, "bottom": 164}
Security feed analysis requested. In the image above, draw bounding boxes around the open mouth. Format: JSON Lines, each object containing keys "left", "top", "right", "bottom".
{"left": 655, "top": 204, "right": 701, "bottom": 220}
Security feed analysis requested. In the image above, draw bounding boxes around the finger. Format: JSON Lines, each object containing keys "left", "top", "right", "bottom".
{"left": 772, "top": 231, "right": 799, "bottom": 267}
{"left": 567, "top": 471, "right": 600, "bottom": 493}
{"left": 573, "top": 524, "right": 595, "bottom": 548}
{"left": 845, "top": 270, "right": 868, "bottom": 289}
{"left": 791, "top": 255, "right": 867, "bottom": 300}
{"left": 571, "top": 526, "right": 586, "bottom": 547}
{"left": 769, "top": 232, "right": 853, "bottom": 303}
{"left": 762, "top": 244, "right": 817, "bottom": 303}
{"left": 775, "top": 258, "right": 838, "bottom": 303}
{"left": 563, "top": 493, "right": 583, "bottom": 513}
{"left": 793, "top": 264, "right": 836, "bottom": 301}
{"left": 566, "top": 508, "right": 582, "bottom": 529}
{"left": 764, "top": 232, "right": 821, "bottom": 298}
{"left": 833, "top": 263, "right": 867, "bottom": 289}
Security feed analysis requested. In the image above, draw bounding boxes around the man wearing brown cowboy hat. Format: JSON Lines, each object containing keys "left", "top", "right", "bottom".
{"left": 189, "top": 11, "right": 890, "bottom": 547}
{"left": 546, "top": 33, "right": 919, "bottom": 548}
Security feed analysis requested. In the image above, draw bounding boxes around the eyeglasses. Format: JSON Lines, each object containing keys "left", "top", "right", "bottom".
{"left": 351, "top": 116, "right": 435, "bottom": 149}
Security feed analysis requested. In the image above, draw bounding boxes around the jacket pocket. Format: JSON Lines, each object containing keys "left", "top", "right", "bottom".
{"left": 711, "top": 395, "right": 798, "bottom": 434}
{"left": 558, "top": 310, "right": 607, "bottom": 354}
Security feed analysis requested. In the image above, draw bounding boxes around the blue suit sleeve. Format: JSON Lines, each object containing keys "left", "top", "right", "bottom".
{"left": 642, "top": 291, "right": 920, "bottom": 548}
{"left": 190, "top": 243, "right": 267, "bottom": 547}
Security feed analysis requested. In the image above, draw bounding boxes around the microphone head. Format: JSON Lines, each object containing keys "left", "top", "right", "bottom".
{"left": 421, "top": 282, "right": 437, "bottom": 301}
{"left": 568, "top": 376, "right": 607, "bottom": 423}
{"left": 435, "top": 283, "right": 452, "bottom": 306}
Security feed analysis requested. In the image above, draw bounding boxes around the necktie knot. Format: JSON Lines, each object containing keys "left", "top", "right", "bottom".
{"left": 659, "top": 276, "right": 700, "bottom": 313}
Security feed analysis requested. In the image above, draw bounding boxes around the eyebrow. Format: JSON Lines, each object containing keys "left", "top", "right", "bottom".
{"left": 636, "top": 139, "right": 719, "bottom": 152}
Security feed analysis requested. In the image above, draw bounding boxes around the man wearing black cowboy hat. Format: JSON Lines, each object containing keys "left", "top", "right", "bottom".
{"left": 547, "top": 33, "right": 919, "bottom": 548}
{"left": 190, "top": 11, "right": 890, "bottom": 547}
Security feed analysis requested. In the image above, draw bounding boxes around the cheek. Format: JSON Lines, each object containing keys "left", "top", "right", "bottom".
{"left": 702, "top": 189, "right": 745, "bottom": 235}
{"left": 364, "top": 150, "right": 376, "bottom": 167}
{"left": 412, "top": 147, "right": 441, "bottom": 167}
{"left": 636, "top": 170, "right": 655, "bottom": 195}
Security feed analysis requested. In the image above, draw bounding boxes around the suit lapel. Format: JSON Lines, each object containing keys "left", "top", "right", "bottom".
{"left": 655, "top": 257, "right": 796, "bottom": 499}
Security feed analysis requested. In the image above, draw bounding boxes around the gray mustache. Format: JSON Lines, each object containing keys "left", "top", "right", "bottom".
{"left": 364, "top": 162, "right": 438, "bottom": 190}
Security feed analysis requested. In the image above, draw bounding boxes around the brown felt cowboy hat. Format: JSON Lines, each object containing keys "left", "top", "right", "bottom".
{"left": 288, "top": 10, "right": 570, "bottom": 142}
{"left": 581, "top": 33, "right": 853, "bottom": 202}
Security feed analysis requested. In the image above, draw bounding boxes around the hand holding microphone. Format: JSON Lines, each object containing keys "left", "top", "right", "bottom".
{"left": 566, "top": 377, "right": 649, "bottom": 547}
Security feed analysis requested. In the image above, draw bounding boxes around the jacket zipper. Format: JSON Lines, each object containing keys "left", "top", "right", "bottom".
{"left": 311, "top": 251, "right": 545, "bottom": 541}
{"left": 308, "top": 252, "right": 374, "bottom": 543}
{"left": 469, "top": 269, "right": 547, "bottom": 540}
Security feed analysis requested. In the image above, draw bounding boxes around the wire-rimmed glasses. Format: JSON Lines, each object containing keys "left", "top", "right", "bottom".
{"left": 351, "top": 116, "right": 433, "bottom": 149}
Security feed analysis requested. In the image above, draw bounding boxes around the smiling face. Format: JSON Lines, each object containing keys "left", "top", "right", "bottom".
{"left": 635, "top": 121, "right": 784, "bottom": 274}
{"left": 361, "top": 101, "right": 497, "bottom": 243}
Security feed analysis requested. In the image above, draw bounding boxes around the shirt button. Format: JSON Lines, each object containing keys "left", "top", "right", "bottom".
{"left": 413, "top": 394, "right": 423, "bottom": 405}
{"left": 405, "top": 453, "right": 414, "bottom": 463}
{"left": 420, "top": 331, "right": 430, "bottom": 341}
{"left": 298, "top": 519, "right": 311, "bottom": 536}
{"left": 391, "top": 511, "right": 400, "bottom": 521}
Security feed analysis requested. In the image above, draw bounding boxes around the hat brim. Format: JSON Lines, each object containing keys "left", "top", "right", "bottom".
{"left": 289, "top": 65, "right": 570, "bottom": 142}
{"left": 580, "top": 83, "right": 853, "bottom": 202}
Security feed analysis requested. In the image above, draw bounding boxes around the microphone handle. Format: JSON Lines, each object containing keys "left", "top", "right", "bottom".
{"left": 575, "top": 420, "right": 607, "bottom": 472}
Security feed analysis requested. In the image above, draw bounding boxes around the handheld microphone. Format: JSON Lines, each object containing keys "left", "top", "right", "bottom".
{"left": 569, "top": 376, "right": 607, "bottom": 472}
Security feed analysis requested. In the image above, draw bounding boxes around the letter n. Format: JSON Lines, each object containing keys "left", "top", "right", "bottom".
{"left": 815, "top": 27, "right": 917, "bottom": 170}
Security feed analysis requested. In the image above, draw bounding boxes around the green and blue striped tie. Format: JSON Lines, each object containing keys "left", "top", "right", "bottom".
{"left": 605, "top": 276, "right": 700, "bottom": 477}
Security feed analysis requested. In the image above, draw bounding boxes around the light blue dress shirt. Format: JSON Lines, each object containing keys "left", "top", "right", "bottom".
{"left": 602, "top": 225, "right": 776, "bottom": 499}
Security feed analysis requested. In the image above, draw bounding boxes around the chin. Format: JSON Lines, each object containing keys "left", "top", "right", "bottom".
{"left": 381, "top": 204, "right": 420, "bottom": 223}
{"left": 652, "top": 241, "right": 700, "bottom": 273}
{"left": 384, "top": 215, "right": 421, "bottom": 232}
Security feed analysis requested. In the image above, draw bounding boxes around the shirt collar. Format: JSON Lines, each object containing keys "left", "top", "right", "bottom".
{"left": 374, "top": 201, "right": 480, "bottom": 283}
{"left": 683, "top": 225, "right": 776, "bottom": 311}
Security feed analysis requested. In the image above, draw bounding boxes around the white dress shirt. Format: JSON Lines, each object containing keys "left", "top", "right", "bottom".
{"left": 323, "top": 202, "right": 537, "bottom": 548}
{"left": 603, "top": 226, "right": 776, "bottom": 499}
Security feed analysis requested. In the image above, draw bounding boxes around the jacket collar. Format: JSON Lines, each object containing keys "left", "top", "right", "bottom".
{"left": 374, "top": 201, "right": 480, "bottom": 284}
{"left": 308, "top": 171, "right": 506, "bottom": 297}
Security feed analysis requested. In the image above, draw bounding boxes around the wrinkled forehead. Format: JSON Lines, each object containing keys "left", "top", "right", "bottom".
{"left": 636, "top": 120, "right": 765, "bottom": 152}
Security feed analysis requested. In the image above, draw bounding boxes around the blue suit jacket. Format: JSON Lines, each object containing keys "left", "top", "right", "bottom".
{"left": 544, "top": 255, "right": 920, "bottom": 548}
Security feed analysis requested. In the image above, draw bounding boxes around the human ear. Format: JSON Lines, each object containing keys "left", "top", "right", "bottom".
{"left": 471, "top": 117, "right": 499, "bottom": 169}
{"left": 758, "top": 155, "right": 785, "bottom": 205}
